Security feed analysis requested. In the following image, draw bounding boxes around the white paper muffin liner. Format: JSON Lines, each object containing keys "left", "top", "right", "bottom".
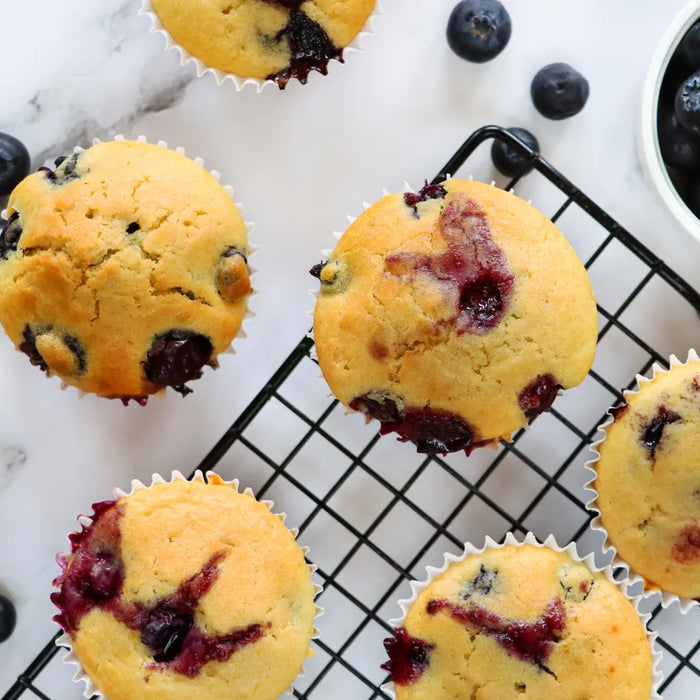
{"left": 52, "top": 469, "right": 322, "bottom": 699}
{"left": 382, "top": 531, "right": 663, "bottom": 700}
{"left": 584, "top": 348, "right": 700, "bottom": 615}
{"left": 0, "top": 134, "right": 257, "bottom": 404}
{"left": 138, "top": 0, "right": 383, "bottom": 92}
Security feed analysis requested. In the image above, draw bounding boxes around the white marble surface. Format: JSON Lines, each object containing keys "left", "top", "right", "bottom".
{"left": 2, "top": 0, "right": 700, "bottom": 697}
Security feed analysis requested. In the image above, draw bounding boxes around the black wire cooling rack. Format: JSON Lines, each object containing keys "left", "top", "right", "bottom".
{"left": 5, "top": 125, "right": 700, "bottom": 699}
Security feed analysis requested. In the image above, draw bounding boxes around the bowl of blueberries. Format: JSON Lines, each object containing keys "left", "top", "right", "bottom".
{"left": 641, "top": 0, "right": 700, "bottom": 241}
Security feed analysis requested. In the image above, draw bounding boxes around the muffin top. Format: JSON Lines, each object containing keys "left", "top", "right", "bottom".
{"left": 383, "top": 544, "right": 653, "bottom": 699}
{"left": 312, "top": 179, "right": 597, "bottom": 454}
{"left": 151, "top": 0, "right": 376, "bottom": 87}
{"left": 0, "top": 139, "right": 251, "bottom": 401}
{"left": 52, "top": 475, "right": 316, "bottom": 700}
{"left": 593, "top": 356, "right": 700, "bottom": 599}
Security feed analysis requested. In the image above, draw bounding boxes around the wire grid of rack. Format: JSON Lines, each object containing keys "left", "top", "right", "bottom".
{"left": 5, "top": 125, "right": 700, "bottom": 700}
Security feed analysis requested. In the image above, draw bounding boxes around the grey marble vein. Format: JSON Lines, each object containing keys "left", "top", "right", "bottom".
{"left": 0, "top": 447, "right": 26, "bottom": 494}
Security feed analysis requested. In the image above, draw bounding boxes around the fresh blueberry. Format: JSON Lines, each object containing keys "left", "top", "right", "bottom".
{"left": 681, "top": 21, "right": 700, "bottom": 70}
{"left": 675, "top": 71, "right": 700, "bottom": 135}
{"left": 0, "top": 133, "right": 30, "bottom": 197}
{"left": 446, "top": 0, "right": 511, "bottom": 63}
{"left": 531, "top": 63, "right": 589, "bottom": 120}
{"left": 0, "top": 593, "right": 17, "bottom": 643}
{"left": 490, "top": 127, "right": 539, "bottom": 177}
{"left": 660, "top": 50, "right": 693, "bottom": 105}
{"left": 658, "top": 105, "right": 700, "bottom": 174}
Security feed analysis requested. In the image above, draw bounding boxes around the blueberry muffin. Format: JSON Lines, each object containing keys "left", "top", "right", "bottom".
{"left": 150, "top": 0, "right": 377, "bottom": 88}
{"left": 52, "top": 474, "right": 317, "bottom": 699}
{"left": 382, "top": 543, "right": 653, "bottom": 699}
{"left": 591, "top": 354, "right": 700, "bottom": 599}
{"left": 0, "top": 140, "right": 251, "bottom": 402}
{"left": 311, "top": 179, "right": 597, "bottom": 454}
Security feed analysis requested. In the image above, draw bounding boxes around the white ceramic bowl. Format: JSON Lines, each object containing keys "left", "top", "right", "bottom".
{"left": 640, "top": 0, "right": 700, "bottom": 242}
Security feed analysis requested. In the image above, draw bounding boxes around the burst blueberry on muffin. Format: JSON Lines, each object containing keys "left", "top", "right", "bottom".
{"left": 382, "top": 543, "right": 654, "bottom": 699}
{"left": 0, "top": 139, "right": 251, "bottom": 402}
{"left": 52, "top": 474, "right": 317, "bottom": 699}
{"left": 590, "top": 352, "right": 700, "bottom": 600}
{"left": 311, "top": 179, "right": 597, "bottom": 454}
{"left": 149, "top": 0, "right": 377, "bottom": 88}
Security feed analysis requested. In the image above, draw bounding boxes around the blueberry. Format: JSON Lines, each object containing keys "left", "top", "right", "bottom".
{"left": 141, "top": 606, "right": 194, "bottom": 662}
{"left": 309, "top": 261, "right": 326, "bottom": 279}
{"left": 462, "top": 565, "right": 498, "bottom": 597}
{"left": 19, "top": 325, "right": 48, "bottom": 372}
{"left": 404, "top": 181, "right": 447, "bottom": 216}
{"left": 0, "top": 593, "right": 17, "bottom": 643}
{"left": 658, "top": 105, "right": 700, "bottom": 174}
{"left": 446, "top": 0, "right": 511, "bottom": 63}
{"left": 531, "top": 63, "right": 589, "bottom": 120}
{"left": 490, "top": 127, "right": 539, "bottom": 177}
{"left": 683, "top": 179, "right": 700, "bottom": 218}
{"left": 681, "top": 21, "right": 700, "bottom": 71}
{"left": 0, "top": 133, "right": 30, "bottom": 197}
{"left": 675, "top": 71, "right": 700, "bottom": 135}
{"left": 660, "top": 50, "right": 693, "bottom": 105}
{"left": 641, "top": 406, "right": 681, "bottom": 459}
{"left": 144, "top": 329, "right": 213, "bottom": 396}
{"left": 518, "top": 374, "right": 561, "bottom": 419}
{"left": 267, "top": 10, "right": 341, "bottom": 88}
{"left": 0, "top": 212, "right": 22, "bottom": 260}
{"left": 83, "top": 551, "right": 122, "bottom": 601}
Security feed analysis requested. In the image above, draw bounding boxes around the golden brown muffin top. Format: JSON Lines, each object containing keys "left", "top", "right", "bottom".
{"left": 152, "top": 0, "right": 376, "bottom": 86}
{"left": 594, "top": 357, "right": 700, "bottom": 599}
{"left": 52, "top": 475, "right": 316, "bottom": 699}
{"left": 312, "top": 179, "right": 597, "bottom": 454}
{"left": 384, "top": 544, "right": 652, "bottom": 699}
{"left": 0, "top": 140, "right": 250, "bottom": 400}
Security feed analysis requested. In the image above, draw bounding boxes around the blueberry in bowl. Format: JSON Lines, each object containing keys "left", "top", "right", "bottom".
{"left": 446, "top": 0, "right": 512, "bottom": 63}
{"left": 531, "top": 63, "right": 589, "bottom": 120}
{"left": 640, "top": 4, "right": 700, "bottom": 240}
{"left": 675, "top": 71, "right": 700, "bottom": 135}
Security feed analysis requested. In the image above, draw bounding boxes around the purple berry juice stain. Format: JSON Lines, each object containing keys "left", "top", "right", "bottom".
{"left": 672, "top": 523, "right": 700, "bottom": 563}
{"left": 385, "top": 192, "right": 514, "bottom": 334}
{"left": 426, "top": 597, "right": 565, "bottom": 676}
{"left": 381, "top": 626, "right": 434, "bottom": 686}
{"left": 53, "top": 505, "right": 267, "bottom": 675}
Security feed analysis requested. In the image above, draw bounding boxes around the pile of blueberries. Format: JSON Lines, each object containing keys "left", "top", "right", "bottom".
{"left": 658, "top": 20, "right": 700, "bottom": 218}
{"left": 446, "top": 0, "right": 589, "bottom": 177}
